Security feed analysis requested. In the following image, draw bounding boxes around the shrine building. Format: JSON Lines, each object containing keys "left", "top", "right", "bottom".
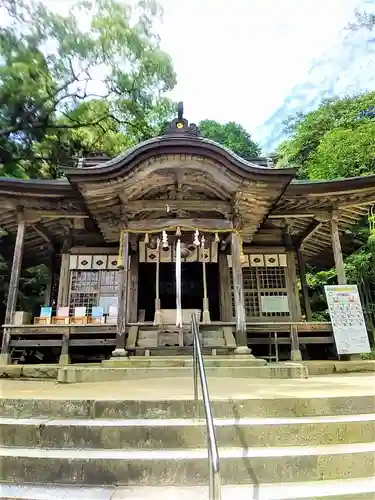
{"left": 1, "top": 106, "right": 374, "bottom": 366}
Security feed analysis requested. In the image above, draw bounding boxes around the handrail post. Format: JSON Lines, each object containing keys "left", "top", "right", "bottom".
{"left": 191, "top": 313, "right": 221, "bottom": 500}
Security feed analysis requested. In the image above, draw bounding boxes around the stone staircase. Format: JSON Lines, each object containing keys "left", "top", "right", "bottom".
{"left": 57, "top": 356, "right": 308, "bottom": 383}
{"left": 0, "top": 391, "right": 374, "bottom": 499}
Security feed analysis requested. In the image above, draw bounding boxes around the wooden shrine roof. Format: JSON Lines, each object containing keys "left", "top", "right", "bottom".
{"left": 270, "top": 175, "right": 375, "bottom": 263}
{"left": 0, "top": 106, "right": 374, "bottom": 264}
{"left": 0, "top": 178, "right": 97, "bottom": 262}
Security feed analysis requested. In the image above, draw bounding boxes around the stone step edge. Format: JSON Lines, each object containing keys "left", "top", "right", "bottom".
{"left": 1, "top": 441, "right": 375, "bottom": 459}
{"left": 1, "top": 413, "right": 374, "bottom": 428}
{"left": 1, "top": 477, "right": 375, "bottom": 500}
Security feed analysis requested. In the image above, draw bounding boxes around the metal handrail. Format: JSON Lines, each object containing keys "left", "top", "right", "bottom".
{"left": 191, "top": 313, "right": 221, "bottom": 500}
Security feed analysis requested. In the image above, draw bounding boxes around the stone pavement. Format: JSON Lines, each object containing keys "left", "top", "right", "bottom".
{"left": 1, "top": 373, "right": 374, "bottom": 401}
{"left": 1, "top": 478, "right": 375, "bottom": 499}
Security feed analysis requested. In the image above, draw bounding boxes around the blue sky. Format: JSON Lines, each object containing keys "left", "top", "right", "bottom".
{"left": 42, "top": 0, "right": 359, "bottom": 134}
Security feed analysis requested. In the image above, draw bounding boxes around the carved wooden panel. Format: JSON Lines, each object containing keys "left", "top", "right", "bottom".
{"left": 77, "top": 255, "right": 93, "bottom": 270}
{"left": 92, "top": 255, "right": 107, "bottom": 270}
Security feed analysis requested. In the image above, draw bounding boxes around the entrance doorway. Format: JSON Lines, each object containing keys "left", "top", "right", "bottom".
{"left": 138, "top": 262, "right": 220, "bottom": 322}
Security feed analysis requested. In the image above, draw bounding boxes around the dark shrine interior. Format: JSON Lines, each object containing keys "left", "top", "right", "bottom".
{"left": 138, "top": 262, "right": 220, "bottom": 321}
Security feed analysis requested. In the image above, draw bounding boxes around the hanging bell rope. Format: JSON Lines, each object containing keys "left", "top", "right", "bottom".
{"left": 153, "top": 237, "right": 162, "bottom": 326}
{"left": 175, "top": 236, "right": 182, "bottom": 328}
{"left": 200, "top": 234, "right": 211, "bottom": 323}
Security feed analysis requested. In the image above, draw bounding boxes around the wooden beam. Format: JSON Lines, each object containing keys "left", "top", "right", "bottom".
{"left": 27, "top": 210, "right": 88, "bottom": 219}
{"left": 125, "top": 199, "right": 232, "bottom": 215}
{"left": 128, "top": 218, "right": 233, "bottom": 232}
{"left": 32, "top": 222, "right": 55, "bottom": 250}
{"left": 270, "top": 209, "right": 332, "bottom": 219}
{"left": 294, "top": 220, "right": 322, "bottom": 248}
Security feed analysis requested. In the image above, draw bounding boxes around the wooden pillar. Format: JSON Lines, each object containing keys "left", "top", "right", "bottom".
{"left": 112, "top": 229, "right": 130, "bottom": 358}
{"left": 57, "top": 254, "right": 70, "bottom": 308}
{"left": 43, "top": 249, "right": 54, "bottom": 306}
{"left": 1, "top": 213, "right": 26, "bottom": 363}
{"left": 219, "top": 252, "right": 231, "bottom": 321}
{"left": 285, "top": 249, "right": 302, "bottom": 361}
{"left": 57, "top": 231, "right": 72, "bottom": 309}
{"left": 296, "top": 249, "right": 312, "bottom": 322}
{"left": 231, "top": 233, "right": 251, "bottom": 355}
{"left": 331, "top": 215, "right": 347, "bottom": 285}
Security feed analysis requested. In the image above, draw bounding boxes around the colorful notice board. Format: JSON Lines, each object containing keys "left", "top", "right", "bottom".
{"left": 324, "top": 285, "right": 371, "bottom": 355}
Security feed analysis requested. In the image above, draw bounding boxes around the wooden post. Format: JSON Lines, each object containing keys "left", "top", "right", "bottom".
{"left": 57, "top": 230, "right": 72, "bottom": 309}
{"left": 219, "top": 252, "right": 232, "bottom": 321}
{"left": 231, "top": 232, "right": 251, "bottom": 355}
{"left": 331, "top": 214, "right": 347, "bottom": 285}
{"left": 112, "top": 229, "right": 130, "bottom": 358}
{"left": 153, "top": 241, "right": 162, "bottom": 326}
{"left": 297, "top": 249, "right": 312, "bottom": 322}
{"left": 57, "top": 254, "right": 70, "bottom": 308}
{"left": 1, "top": 213, "right": 26, "bottom": 364}
{"left": 285, "top": 250, "right": 302, "bottom": 361}
{"left": 43, "top": 249, "right": 54, "bottom": 306}
{"left": 59, "top": 331, "right": 70, "bottom": 365}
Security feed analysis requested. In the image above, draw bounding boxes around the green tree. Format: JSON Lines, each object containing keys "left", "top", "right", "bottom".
{"left": 278, "top": 91, "right": 375, "bottom": 347}
{"left": 277, "top": 92, "right": 375, "bottom": 180}
{"left": 0, "top": 0, "right": 176, "bottom": 178}
{"left": 199, "top": 120, "right": 261, "bottom": 160}
{"left": 0, "top": 0, "right": 177, "bottom": 320}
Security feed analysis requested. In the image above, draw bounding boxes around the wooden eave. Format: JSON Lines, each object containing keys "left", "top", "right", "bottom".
{"left": 0, "top": 178, "right": 96, "bottom": 261}
{"left": 270, "top": 176, "right": 375, "bottom": 265}
{"left": 65, "top": 136, "right": 296, "bottom": 244}
{"left": 64, "top": 136, "right": 296, "bottom": 184}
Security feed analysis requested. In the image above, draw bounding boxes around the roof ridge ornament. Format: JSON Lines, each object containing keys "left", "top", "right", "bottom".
{"left": 164, "top": 101, "right": 200, "bottom": 137}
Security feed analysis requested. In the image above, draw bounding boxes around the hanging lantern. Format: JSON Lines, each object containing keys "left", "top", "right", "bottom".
{"left": 144, "top": 233, "right": 149, "bottom": 244}
{"left": 214, "top": 232, "right": 220, "bottom": 243}
{"left": 176, "top": 226, "right": 182, "bottom": 237}
{"left": 200, "top": 235, "right": 205, "bottom": 248}
{"left": 193, "top": 230, "right": 200, "bottom": 246}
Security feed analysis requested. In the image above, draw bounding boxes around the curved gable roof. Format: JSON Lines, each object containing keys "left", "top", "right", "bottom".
{"left": 64, "top": 135, "right": 296, "bottom": 184}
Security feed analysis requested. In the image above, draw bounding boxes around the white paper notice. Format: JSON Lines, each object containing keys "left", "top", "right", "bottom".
{"left": 324, "top": 285, "right": 371, "bottom": 355}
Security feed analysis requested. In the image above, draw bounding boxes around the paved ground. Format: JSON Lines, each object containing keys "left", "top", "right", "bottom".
{"left": 2, "top": 477, "right": 375, "bottom": 500}
{"left": 1, "top": 373, "right": 374, "bottom": 400}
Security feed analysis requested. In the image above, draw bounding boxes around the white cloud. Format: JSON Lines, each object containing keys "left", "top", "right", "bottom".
{"left": 29, "top": 0, "right": 360, "bottom": 133}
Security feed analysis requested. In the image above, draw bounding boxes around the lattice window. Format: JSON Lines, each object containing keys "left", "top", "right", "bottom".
{"left": 230, "top": 266, "right": 289, "bottom": 319}
{"left": 68, "top": 270, "right": 120, "bottom": 315}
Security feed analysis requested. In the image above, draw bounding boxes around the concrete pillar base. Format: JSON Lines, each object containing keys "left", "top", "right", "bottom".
{"left": 291, "top": 349, "right": 303, "bottom": 362}
{"left": 58, "top": 354, "right": 70, "bottom": 366}
{"left": 0, "top": 353, "right": 12, "bottom": 365}
{"left": 234, "top": 345, "right": 254, "bottom": 357}
{"left": 111, "top": 348, "right": 128, "bottom": 358}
